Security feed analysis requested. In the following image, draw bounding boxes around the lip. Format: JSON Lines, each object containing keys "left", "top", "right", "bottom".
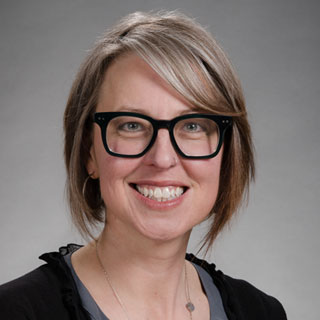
{"left": 131, "top": 180, "right": 189, "bottom": 188}
{"left": 129, "top": 180, "right": 189, "bottom": 210}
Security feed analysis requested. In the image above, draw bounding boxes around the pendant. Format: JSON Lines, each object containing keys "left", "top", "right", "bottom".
{"left": 186, "top": 302, "right": 195, "bottom": 312}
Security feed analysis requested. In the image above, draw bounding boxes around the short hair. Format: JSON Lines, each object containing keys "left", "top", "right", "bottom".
{"left": 64, "top": 11, "right": 255, "bottom": 250}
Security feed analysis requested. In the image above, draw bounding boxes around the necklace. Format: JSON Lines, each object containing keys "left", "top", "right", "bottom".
{"left": 95, "top": 240, "right": 195, "bottom": 319}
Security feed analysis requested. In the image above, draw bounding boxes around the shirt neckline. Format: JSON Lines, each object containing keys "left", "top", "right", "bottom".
{"left": 64, "top": 252, "right": 227, "bottom": 320}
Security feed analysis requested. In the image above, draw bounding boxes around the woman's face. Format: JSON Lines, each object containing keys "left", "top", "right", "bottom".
{"left": 88, "top": 54, "right": 222, "bottom": 242}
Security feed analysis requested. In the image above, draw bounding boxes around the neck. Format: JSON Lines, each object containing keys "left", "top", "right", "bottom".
{"left": 94, "top": 221, "right": 192, "bottom": 319}
{"left": 100, "top": 219, "right": 190, "bottom": 266}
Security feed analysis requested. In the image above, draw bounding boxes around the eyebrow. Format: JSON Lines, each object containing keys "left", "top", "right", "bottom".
{"left": 110, "top": 106, "right": 201, "bottom": 117}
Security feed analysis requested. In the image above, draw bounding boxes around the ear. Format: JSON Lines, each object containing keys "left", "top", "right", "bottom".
{"left": 86, "top": 146, "right": 99, "bottom": 179}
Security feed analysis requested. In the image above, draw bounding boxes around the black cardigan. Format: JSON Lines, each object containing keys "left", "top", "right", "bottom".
{"left": 0, "top": 244, "right": 287, "bottom": 320}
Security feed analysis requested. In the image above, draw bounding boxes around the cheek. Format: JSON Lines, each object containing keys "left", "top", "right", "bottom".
{"left": 92, "top": 130, "right": 131, "bottom": 188}
{"left": 200, "top": 164, "right": 221, "bottom": 206}
{"left": 206, "top": 157, "right": 222, "bottom": 198}
{"left": 97, "top": 158, "right": 125, "bottom": 209}
{"left": 97, "top": 155, "right": 139, "bottom": 204}
{"left": 189, "top": 155, "right": 221, "bottom": 188}
{"left": 186, "top": 155, "right": 222, "bottom": 211}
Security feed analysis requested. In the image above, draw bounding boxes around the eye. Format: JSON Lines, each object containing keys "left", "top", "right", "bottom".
{"left": 119, "top": 122, "right": 143, "bottom": 132}
{"left": 183, "top": 122, "right": 204, "bottom": 132}
{"left": 175, "top": 118, "right": 218, "bottom": 140}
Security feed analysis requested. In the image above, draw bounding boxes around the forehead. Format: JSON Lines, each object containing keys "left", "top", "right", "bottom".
{"left": 96, "top": 53, "right": 196, "bottom": 114}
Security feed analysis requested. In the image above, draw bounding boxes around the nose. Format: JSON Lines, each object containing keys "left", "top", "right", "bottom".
{"left": 142, "top": 128, "right": 178, "bottom": 168}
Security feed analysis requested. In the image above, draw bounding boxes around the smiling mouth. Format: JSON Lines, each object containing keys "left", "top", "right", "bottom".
{"left": 131, "top": 184, "right": 187, "bottom": 202}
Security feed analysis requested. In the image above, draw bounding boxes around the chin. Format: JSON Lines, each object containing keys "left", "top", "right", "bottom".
{"left": 137, "top": 220, "right": 191, "bottom": 244}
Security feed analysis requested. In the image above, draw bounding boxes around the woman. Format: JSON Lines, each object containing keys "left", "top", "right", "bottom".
{"left": 0, "top": 11, "right": 287, "bottom": 319}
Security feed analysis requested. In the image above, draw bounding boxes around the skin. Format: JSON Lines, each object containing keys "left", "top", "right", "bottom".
{"left": 72, "top": 53, "right": 223, "bottom": 320}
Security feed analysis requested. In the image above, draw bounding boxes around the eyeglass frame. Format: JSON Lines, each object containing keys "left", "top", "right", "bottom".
{"left": 93, "top": 111, "right": 232, "bottom": 159}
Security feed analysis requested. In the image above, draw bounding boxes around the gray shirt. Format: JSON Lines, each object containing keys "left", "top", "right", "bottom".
{"left": 64, "top": 253, "right": 228, "bottom": 320}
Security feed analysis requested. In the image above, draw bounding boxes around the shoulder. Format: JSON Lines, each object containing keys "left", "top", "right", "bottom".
{"left": 0, "top": 244, "right": 85, "bottom": 320}
{"left": 0, "top": 265, "right": 64, "bottom": 319}
{"left": 221, "top": 274, "right": 287, "bottom": 319}
{"left": 186, "top": 254, "right": 287, "bottom": 320}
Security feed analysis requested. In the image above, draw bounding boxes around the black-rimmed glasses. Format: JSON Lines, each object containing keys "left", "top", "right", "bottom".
{"left": 93, "top": 112, "right": 232, "bottom": 159}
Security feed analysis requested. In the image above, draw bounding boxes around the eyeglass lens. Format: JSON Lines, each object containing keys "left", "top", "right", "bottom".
{"left": 106, "top": 115, "right": 220, "bottom": 157}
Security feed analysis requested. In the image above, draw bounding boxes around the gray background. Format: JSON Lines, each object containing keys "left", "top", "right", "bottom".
{"left": 0, "top": 0, "right": 319, "bottom": 319}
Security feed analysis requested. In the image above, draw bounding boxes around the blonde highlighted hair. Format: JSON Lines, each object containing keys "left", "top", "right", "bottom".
{"left": 64, "top": 11, "right": 255, "bottom": 250}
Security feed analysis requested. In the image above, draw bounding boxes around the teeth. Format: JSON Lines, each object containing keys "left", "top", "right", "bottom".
{"left": 176, "top": 188, "right": 183, "bottom": 197}
{"left": 154, "top": 187, "right": 162, "bottom": 198}
{"left": 136, "top": 185, "right": 185, "bottom": 202}
{"left": 162, "top": 187, "right": 170, "bottom": 198}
